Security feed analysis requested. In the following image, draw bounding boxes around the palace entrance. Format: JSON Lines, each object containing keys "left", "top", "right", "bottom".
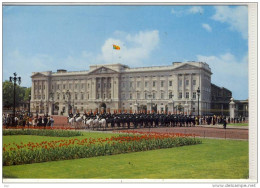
{"left": 99, "top": 102, "right": 106, "bottom": 113}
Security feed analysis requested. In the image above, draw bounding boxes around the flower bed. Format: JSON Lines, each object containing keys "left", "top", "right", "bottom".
{"left": 3, "top": 129, "right": 83, "bottom": 137}
{"left": 3, "top": 132, "right": 202, "bottom": 166}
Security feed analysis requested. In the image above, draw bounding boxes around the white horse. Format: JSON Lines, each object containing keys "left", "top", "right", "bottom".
{"left": 94, "top": 115, "right": 107, "bottom": 130}
{"left": 86, "top": 118, "right": 94, "bottom": 129}
{"left": 68, "top": 117, "right": 75, "bottom": 127}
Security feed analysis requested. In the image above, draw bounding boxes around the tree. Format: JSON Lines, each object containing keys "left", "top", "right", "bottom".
{"left": 3, "top": 80, "right": 26, "bottom": 108}
{"left": 24, "top": 87, "right": 31, "bottom": 101}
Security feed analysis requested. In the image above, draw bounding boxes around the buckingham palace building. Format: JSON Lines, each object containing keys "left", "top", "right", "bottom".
{"left": 30, "top": 61, "right": 213, "bottom": 116}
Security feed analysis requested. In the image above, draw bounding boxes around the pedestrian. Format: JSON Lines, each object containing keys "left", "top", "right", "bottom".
{"left": 223, "top": 117, "right": 227, "bottom": 129}
{"left": 43, "top": 116, "right": 48, "bottom": 128}
{"left": 38, "top": 116, "right": 42, "bottom": 127}
{"left": 50, "top": 116, "right": 54, "bottom": 128}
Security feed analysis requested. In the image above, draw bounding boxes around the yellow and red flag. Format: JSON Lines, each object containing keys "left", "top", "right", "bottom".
{"left": 113, "top": 44, "right": 120, "bottom": 50}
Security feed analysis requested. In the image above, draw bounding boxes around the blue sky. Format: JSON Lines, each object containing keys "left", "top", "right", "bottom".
{"left": 3, "top": 5, "right": 248, "bottom": 100}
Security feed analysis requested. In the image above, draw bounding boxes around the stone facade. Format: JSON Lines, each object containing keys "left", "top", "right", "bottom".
{"left": 210, "top": 83, "right": 232, "bottom": 116}
{"left": 30, "top": 61, "right": 212, "bottom": 116}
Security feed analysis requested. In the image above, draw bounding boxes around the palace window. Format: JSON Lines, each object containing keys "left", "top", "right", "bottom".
{"left": 130, "top": 82, "right": 133, "bottom": 88}
{"left": 169, "top": 81, "right": 172, "bottom": 86}
{"left": 145, "top": 93, "right": 148, "bottom": 99}
{"left": 63, "top": 94, "right": 65, "bottom": 100}
{"left": 186, "top": 80, "right": 189, "bottom": 86}
{"left": 103, "top": 93, "right": 106, "bottom": 99}
{"left": 75, "top": 93, "right": 78, "bottom": 100}
{"left": 169, "top": 91, "right": 173, "bottom": 98}
{"left": 193, "top": 92, "right": 196, "bottom": 99}
{"left": 81, "top": 93, "right": 84, "bottom": 100}
{"left": 57, "top": 94, "right": 60, "bottom": 100}
{"left": 109, "top": 93, "right": 111, "bottom": 99}
{"left": 130, "top": 93, "right": 132, "bottom": 99}
{"left": 161, "top": 81, "right": 164, "bottom": 87}
{"left": 193, "top": 80, "right": 196, "bottom": 85}
{"left": 185, "top": 92, "right": 189, "bottom": 99}
{"left": 97, "top": 94, "right": 99, "bottom": 99}
{"left": 179, "top": 80, "right": 182, "bottom": 87}
{"left": 153, "top": 81, "right": 156, "bottom": 87}
{"left": 98, "top": 83, "right": 101, "bottom": 88}
{"left": 63, "top": 84, "right": 65, "bottom": 89}
{"left": 178, "top": 92, "right": 182, "bottom": 99}
{"left": 145, "top": 82, "right": 148, "bottom": 87}
{"left": 153, "top": 93, "right": 156, "bottom": 99}
{"left": 161, "top": 92, "right": 164, "bottom": 99}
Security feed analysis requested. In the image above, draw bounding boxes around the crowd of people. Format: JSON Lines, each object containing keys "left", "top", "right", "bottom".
{"left": 3, "top": 113, "right": 54, "bottom": 128}
{"left": 3, "top": 110, "right": 246, "bottom": 129}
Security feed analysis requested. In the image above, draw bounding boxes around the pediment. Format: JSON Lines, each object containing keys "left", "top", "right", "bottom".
{"left": 173, "top": 64, "right": 199, "bottom": 71}
{"left": 31, "top": 72, "right": 47, "bottom": 78}
{"left": 88, "top": 66, "right": 119, "bottom": 75}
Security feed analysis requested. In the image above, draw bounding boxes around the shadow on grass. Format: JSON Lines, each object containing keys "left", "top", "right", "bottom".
{"left": 3, "top": 173, "right": 18, "bottom": 178}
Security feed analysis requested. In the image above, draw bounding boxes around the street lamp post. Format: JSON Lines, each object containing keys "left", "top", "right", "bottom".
{"left": 197, "top": 87, "right": 200, "bottom": 117}
{"left": 9, "top": 72, "right": 21, "bottom": 119}
{"left": 169, "top": 93, "right": 174, "bottom": 114}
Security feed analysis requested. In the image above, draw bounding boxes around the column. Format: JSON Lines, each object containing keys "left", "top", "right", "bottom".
{"left": 92, "top": 77, "right": 97, "bottom": 99}
{"left": 111, "top": 77, "right": 114, "bottom": 99}
{"left": 182, "top": 74, "right": 185, "bottom": 100}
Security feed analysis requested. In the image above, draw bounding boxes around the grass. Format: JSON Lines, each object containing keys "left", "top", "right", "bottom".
{"left": 228, "top": 123, "right": 248, "bottom": 126}
{"left": 3, "top": 133, "right": 248, "bottom": 179}
{"left": 3, "top": 131, "right": 120, "bottom": 146}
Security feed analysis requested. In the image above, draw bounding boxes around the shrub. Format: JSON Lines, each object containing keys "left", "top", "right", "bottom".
{"left": 3, "top": 129, "right": 83, "bottom": 137}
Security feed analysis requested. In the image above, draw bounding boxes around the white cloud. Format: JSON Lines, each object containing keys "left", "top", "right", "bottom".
{"left": 202, "top": 23, "right": 212, "bottom": 32}
{"left": 188, "top": 6, "right": 204, "bottom": 14}
{"left": 197, "top": 52, "right": 248, "bottom": 99}
{"left": 212, "top": 6, "right": 248, "bottom": 39}
{"left": 170, "top": 9, "right": 175, "bottom": 15}
{"left": 171, "top": 6, "right": 203, "bottom": 16}
{"left": 3, "top": 30, "right": 160, "bottom": 87}
{"left": 98, "top": 30, "right": 160, "bottom": 66}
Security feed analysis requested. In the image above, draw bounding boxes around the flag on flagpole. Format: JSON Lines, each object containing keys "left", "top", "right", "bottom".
{"left": 113, "top": 44, "right": 120, "bottom": 50}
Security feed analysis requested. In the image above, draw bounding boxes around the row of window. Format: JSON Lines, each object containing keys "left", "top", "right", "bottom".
{"left": 120, "top": 91, "right": 198, "bottom": 100}
{"left": 121, "top": 80, "right": 197, "bottom": 88}
{"left": 34, "top": 85, "right": 45, "bottom": 90}
{"left": 35, "top": 79, "right": 198, "bottom": 91}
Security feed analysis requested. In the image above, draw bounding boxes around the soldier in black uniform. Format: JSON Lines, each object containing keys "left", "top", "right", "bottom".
{"left": 223, "top": 117, "right": 227, "bottom": 129}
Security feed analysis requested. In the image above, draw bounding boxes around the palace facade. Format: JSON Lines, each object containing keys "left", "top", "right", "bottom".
{"left": 30, "top": 61, "right": 213, "bottom": 116}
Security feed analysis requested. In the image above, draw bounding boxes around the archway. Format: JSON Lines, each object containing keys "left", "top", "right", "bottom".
{"left": 99, "top": 102, "right": 106, "bottom": 113}
{"left": 54, "top": 102, "right": 59, "bottom": 115}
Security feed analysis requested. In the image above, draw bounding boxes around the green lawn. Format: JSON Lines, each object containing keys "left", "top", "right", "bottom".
{"left": 228, "top": 123, "right": 248, "bottom": 126}
{"left": 3, "top": 131, "right": 119, "bottom": 146}
{"left": 3, "top": 132, "right": 248, "bottom": 179}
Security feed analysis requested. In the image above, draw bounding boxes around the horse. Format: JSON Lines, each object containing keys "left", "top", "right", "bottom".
{"left": 86, "top": 118, "right": 94, "bottom": 129}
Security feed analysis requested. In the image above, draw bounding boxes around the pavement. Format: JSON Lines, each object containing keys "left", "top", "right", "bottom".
{"left": 196, "top": 124, "right": 248, "bottom": 130}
